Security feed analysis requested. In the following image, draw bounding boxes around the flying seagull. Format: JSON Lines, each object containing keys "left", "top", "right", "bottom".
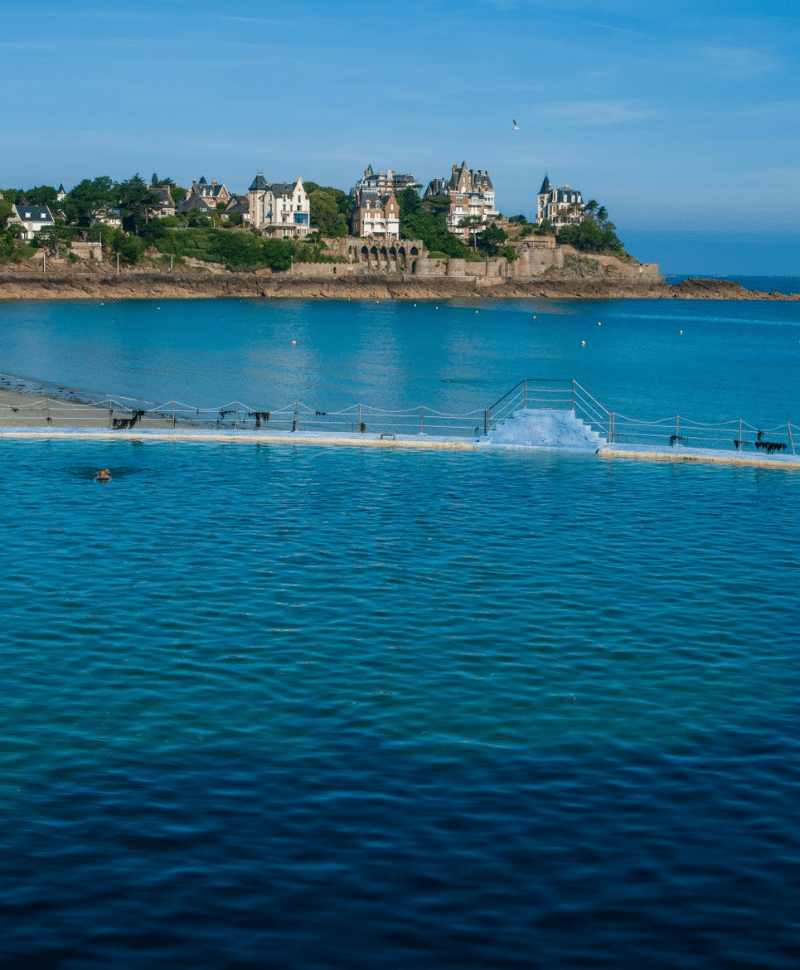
{"left": 512, "top": 120, "right": 519, "bottom": 130}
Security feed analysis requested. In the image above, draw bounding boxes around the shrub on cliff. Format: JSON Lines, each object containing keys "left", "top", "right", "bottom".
{"left": 397, "top": 188, "right": 469, "bottom": 259}
{"left": 557, "top": 212, "right": 626, "bottom": 256}
{"left": 154, "top": 228, "right": 294, "bottom": 272}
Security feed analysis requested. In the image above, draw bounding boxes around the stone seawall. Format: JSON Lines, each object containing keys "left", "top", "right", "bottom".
{"left": 0, "top": 272, "right": 797, "bottom": 302}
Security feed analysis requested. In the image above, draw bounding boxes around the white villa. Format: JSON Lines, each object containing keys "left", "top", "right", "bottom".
{"left": 246, "top": 174, "right": 310, "bottom": 237}
{"left": 537, "top": 175, "right": 584, "bottom": 228}
{"left": 8, "top": 204, "right": 55, "bottom": 239}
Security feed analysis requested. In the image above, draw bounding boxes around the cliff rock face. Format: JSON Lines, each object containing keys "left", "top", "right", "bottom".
{"left": 0, "top": 269, "right": 796, "bottom": 302}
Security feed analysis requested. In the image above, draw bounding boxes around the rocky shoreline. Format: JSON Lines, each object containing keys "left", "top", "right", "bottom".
{"left": 0, "top": 270, "right": 797, "bottom": 302}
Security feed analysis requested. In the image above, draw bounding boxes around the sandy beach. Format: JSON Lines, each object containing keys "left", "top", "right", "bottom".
{"left": 0, "top": 383, "right": 169, "bottom": 429}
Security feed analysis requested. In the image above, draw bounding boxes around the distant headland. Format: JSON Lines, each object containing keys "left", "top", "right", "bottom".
{"left": 2, "top": 168, "right": 797, "bottom": 301}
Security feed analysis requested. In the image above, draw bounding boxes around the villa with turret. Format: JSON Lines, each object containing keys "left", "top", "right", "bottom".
{"left": 537, "top": 174, "right": 584, "bottom": 228}
{"left": 245, "top": 174, "right": 311, "bottom": 238}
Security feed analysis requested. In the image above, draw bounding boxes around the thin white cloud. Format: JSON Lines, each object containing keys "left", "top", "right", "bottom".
{"left": 540, "top": 100, "right": 654, "bottom": 124}
{"left": 690, "top": 44, "right": 780, "bottom": 77}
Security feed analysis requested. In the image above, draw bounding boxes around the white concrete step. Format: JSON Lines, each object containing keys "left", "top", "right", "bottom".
{"left": 486, "top": 408, "right": 607, "bottom": 451}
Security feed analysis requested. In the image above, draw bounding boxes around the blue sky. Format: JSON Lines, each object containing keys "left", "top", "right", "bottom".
{"left": 2, "top": 0, "right": 798, "bottom": 273}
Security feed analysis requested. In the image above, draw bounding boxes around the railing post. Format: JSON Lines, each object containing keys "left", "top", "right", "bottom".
{"left": 420, "top": 404, "right": 424, "bottom": 435}
{"left": 484, "top": 407, "right": 489, "bottom": 436}
{"left": 293, "top": 401, "right": 298, "bottom": 432}
{"left": 788, "top": 423, "right": 795, "bottom": 456}
{"left": 676, "top": 414, "right": 680, "bottom": 444}
{"left": 358, "top": 403, "right": 361, "bottom": 434}
{"left": 571, "top": 380, "right": 575, "bottom": 413}
{"left": 610, "top": 411, "right": 615, "bottom": 444}
{"left": 738, "top": 419, "right": 742, "bottom": 450}
{"left": 523, "top": 379, "right": 527, "bottom": 410}
{"left": 172, "top": 401, "right": 175, "bottom": 428}
{"left": 234, "top": 404, "right": 238, "bottom": 430}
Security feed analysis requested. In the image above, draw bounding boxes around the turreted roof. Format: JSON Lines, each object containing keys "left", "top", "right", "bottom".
{"left": 539, "top": 173, "right": 551, "bottom": 195}
{"left": 249, "top": 173, "right": 269, "bottom": 191}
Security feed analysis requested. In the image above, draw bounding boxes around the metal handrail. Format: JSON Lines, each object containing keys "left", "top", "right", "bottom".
{"left": 2, "top": 381, "right": 798, "bottom": 455}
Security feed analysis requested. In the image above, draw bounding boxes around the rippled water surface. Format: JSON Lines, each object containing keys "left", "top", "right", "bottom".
{"left": 2, "top": 439, "right": 799, "bottom": 968}
{"left": 2, "top": 293, "right": 799, "bottom": 428}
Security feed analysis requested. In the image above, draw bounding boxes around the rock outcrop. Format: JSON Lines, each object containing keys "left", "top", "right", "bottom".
{"left": 0, "top": 269, "right": 796, "bottom": 302}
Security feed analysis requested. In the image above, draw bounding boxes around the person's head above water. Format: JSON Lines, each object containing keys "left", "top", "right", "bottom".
{"left": 94, "top": 468, "right": 112, "bottom": 481}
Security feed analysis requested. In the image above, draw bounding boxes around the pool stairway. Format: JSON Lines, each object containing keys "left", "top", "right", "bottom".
{"left": 486, "top": 408, "right": 607, "bottom": 452}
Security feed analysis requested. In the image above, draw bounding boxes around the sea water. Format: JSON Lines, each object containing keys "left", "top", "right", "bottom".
{"left": 1, "top": 294, "right": 799, "bottom": 968}
{"left": 2, "top": 289, "right": 799, "bottom": 427}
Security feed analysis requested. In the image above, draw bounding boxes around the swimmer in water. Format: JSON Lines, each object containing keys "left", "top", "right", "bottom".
{"left": 93, "top": 468, "right": 112, "bottom": 482}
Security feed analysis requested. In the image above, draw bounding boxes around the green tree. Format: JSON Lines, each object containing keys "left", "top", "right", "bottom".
{"left": 24, "top": 185, "right": 58, "bottom": 207}
{"left": 0, "top": 196, "right": 13, "bottom": 230}
{"left": 475, "top": 223, "right": 508, "bottom": 256}
{"left": 459, "top": 215, "right": 484, "bottom": 250}
{"left": 36, "top": 220, "right": 74, "bottom": 256}
{"left": 117, "top": 174, "right": 160, "bottom": 235}
{"left": 110, "top": 229, "right": 146, "bottom": 265}
{"left": 304, "top": 183, "right": 351, "bottom": 236}
{"left": 63, "top": 177, "right": 116, "bottom": 226}
{"left": 557, "top": 212, "right": 625, "bottom": 256}
{"left": 398, "top": 189, "right": 468, "bottom": 258}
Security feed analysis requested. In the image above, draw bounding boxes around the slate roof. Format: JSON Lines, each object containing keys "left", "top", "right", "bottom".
{"left": 539, "top": 174, "right": 551, "bottom": 195}
{"left": 176, "top": 195, "right": 215, "bottom": 213}
{"left": 194, "top": 182, "right": 226, "bottom": 198}
{"left": 225, "top": 194, "right": 250, "bottom": 214}
{"left": 249, "top": 175, "right": 298, "bottom": 198}
{"left": 13, "top": 204, "right": 54, "bottom": 223}
{"left": 270, "top": 182, "right": 293, "bottom": 197}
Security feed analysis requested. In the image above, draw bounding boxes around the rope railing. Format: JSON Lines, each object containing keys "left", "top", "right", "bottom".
{"left": 1, "top": 381, "right": 797, "bottom": 456}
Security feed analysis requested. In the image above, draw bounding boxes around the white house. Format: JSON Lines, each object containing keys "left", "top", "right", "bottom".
{"left": 247, "top": 174, "right": 310, "bottom": 237}
{"left": 8, "top": 204, "right": 55, "bottom": 240}
{"left": 537, "top": 175, "right": 584, "bottom": 228}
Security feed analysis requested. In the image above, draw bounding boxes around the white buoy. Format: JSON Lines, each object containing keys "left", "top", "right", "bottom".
{"left": 581, "top": 340, "right": 586, "bottom": 346}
